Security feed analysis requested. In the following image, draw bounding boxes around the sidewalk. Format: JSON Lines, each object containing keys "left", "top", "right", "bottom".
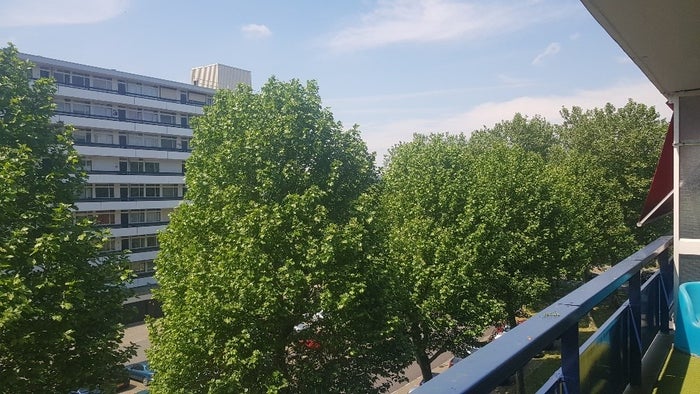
{"left": 391, "top": 355, "right": 453, "bottom": 394}
{"left": 119, "top": 323, "right": 150, "bottom": 393}
{"left": 122, "top": 323, "right": 150, "bottom": 364}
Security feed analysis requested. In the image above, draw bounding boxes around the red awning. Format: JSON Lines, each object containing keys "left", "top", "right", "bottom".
{"left": 637, "top": 116, "right": 674, "bottom": 226}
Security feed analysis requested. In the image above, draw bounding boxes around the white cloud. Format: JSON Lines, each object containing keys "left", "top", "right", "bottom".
{"left": 532, "top": 42, "right": 561, "bottom": 65}
{"left": 241, "top": 24, "right": 272, "bottom": 39}
{"left": 325, "top": 0, "right": 566, "bottom": 53}
{"left": 358, "top": 80, "right": 671, "bottom": 160}
{"left": 0, "top": 0, "right": 129, "bottom": 27}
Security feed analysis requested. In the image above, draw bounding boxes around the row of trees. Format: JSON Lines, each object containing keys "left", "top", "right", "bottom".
{"left": 148, "top": 77, "right": 669, "bottom": 392}
{"left": 0, "top": 42, "right": 669, "bottom": 392}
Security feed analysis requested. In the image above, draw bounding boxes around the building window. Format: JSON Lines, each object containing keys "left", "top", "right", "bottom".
{"left": 92, "top": 77, "right": 112, "bottom": 90}
{"left": 126, "top": 109, "right": 142, "bottom": 121}
{"left": 141, "top": 85, "right": 159, "bottom": 97}
{"left": 71, "top": 74, "right": 90, "bottom": 88}
{"left": 129, "top": 210, "right": 146, "bottom": 224}
{"left": 128, "top": 235, "right": 158, "bottom": 251}
{"left": 95, "top": 212, "right": 116, "bottom": 225}
{"left": 145, "top": 184, "right": 160, "bottom": 197}
{"left": 39, "top": 69, "right": 50, "bottom": 78}
{"left": 162, "top": 185, "right": 178, "bottom": 198}
{"left": 128, "top": 161, "right": 159, "bottom": 173}
{"left": 56, "top": 101, "right": 71, "bottom": 113}
{"left": 128, "top": 209, "right": 160, "bottom": 224}
{"left": 91, "top": 104, "right": 113, "bottom": 117}
{"left": 126, "top": 82, "right": 141, "bottom": 95}
{"left": 143, "top": 135, "right": 159, "bottom": 148}
{"left": 93, "top": 132, "right": 113, "bottom": 144}
{"left": 72, "top": 102, "right": 90, "bottom": 115}
{"left": 94, "top": 184, "right": 115, "bottom": 198}
{"left": 160, "top": 113, "right": 176, "bottom": 124}
{"left": 78, "top": 185, "right": 93, "bottom": 199}
{"left": 144, "top": 162, "right": 159, "bottom": 173}
{"left": 129, "top": 161, "right": 144, "bottom": 173}
{"left": 130, "top": 260, "right": 155, "bottom": 274}
{"left": 73, "top": 130, "right": 91, "bottom": 143}
{"left": 161, "top": 137, "right": 176, "bottom": 149}
{"left": 80, "top": 159, "right": 92, "bottom": 171}
{"left": 145, "top": 210, "right": 161, "bottom": 223}
{"left": 102, "top": 238, "right": 118, "bottom": 252}
{"left": 53, "top": 70, "right": 71, "bottom": 84}
{"left": 142, "top": 111, "right": 158, "bottom": 123}
{"left": 129, "top": 185, "right": 144, "bottom": 198}
{"left": 128, "top": 134, "right": 143, "bottom": 146}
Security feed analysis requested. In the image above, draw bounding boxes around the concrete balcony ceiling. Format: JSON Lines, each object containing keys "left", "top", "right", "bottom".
{"left": 582, "top": 0, "right": 700, "bottom": 97}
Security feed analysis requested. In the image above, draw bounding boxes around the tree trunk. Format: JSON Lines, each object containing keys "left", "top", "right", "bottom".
{"left": 410, "top": 323, "right": 434, "bottom": 383}
{"left": 416, "top": 349, "right": 433, "bottom": 383}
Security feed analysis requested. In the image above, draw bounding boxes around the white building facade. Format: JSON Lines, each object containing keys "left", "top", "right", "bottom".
{"left": 21, "top": 54, "right": 249, "bottom": 290}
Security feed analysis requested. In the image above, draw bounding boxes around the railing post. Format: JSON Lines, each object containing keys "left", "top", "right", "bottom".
{"left": 560, "top": 324, "right": 580, "bottom": 393}
{"left": 629, "top": 272, "right": 642, "bottom": 387}
{"left": 659, "top": 249, "right": 672, "bottom": 333}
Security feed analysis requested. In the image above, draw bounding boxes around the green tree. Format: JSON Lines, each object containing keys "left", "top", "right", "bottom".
{"left": 148, "top": 78, "right": 412, "bottom": 393}
{"left": 379, "top": 134, "right": 501, "bottom": 383}
{"left": 559, "top": 101, "right": 670, "bottom": 248}
{"left": 472, "top": 113, "right": 633, "bottom": 279}
{"left": 0, "top": 44, "right": 134, "bottom": 393}
{"left": 470, "top": 113, "right": 558, "bottom": 159}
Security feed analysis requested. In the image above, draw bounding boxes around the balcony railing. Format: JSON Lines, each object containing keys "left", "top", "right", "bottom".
{"left": 55, "top": 110, "right": 190, "bottom": 129}
{"left": 98, "top": 220, "right": 170, "bottom": 229}
{"left": 87, "top": 170, "right": 185, "bottom": 176}
{"left": 417, "top": 235, "right": 673, "bottom": 393}
{"left": 75, "top": 140, "right": 191, "bottom": 152}
{"left": 45, "top": 78, "right": 210, "bottom": 107}
{"left": 78, "top": 196, "right": 183, "bottom": 202}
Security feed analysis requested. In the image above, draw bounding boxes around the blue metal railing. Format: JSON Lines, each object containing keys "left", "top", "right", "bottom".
{"left": 417, "top": 236, "right": 673, "bottom": 393}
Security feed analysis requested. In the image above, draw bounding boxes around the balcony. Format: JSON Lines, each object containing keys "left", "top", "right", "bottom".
{"left": 50, "top": 79, "right": 210, "bottom": 108}
{"left": 414, "top": 236, "right": 699, "bottom": 393}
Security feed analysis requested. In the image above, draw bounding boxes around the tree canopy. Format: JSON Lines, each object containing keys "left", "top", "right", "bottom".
{"left": 558, "top": 101, "right": 669, "bottom": 248}
{"left": 148, "top": 78, "right": 412, "bottom": 393}
{"left": 0, "top": 44, "right": 133, "bottom": 392}
{"left": 378, "top": 134, "right": 502, "bottom": 382}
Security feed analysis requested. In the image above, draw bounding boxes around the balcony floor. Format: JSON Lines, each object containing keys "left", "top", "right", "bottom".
{"left": 654, "top": 345, "right": 700, "bottom": 393}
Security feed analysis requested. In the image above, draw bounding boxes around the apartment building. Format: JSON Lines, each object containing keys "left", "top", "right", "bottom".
{"left": 21, "top": 54, "right": 250, "bottom": 290}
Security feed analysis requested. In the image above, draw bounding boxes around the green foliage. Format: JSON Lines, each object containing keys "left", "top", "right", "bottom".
{"left": 149, "top": 77, "right": 412, "bottom": 393}
{"left": 559, "top": 101, "right": 670, "bottom": 248}
{"left": 0, "top": 44, "right": 134, "bottom": 393}
{"left": 470, "top": 113, "right": 557, "bottom": 158}
{"left": 379, "top": 134, "right": 502, "bottom": 380}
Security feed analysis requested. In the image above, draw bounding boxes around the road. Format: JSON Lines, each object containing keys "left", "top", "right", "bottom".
{"left": 120, "top": 323, "right": 150, "bottom": 393}
{"left": 119, "top": 323, "right": 456, "bottom": 393}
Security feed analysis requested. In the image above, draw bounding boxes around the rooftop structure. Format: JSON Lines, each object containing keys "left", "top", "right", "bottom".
{"left": 191, "top": 63, "right": 251, "bottom": 90}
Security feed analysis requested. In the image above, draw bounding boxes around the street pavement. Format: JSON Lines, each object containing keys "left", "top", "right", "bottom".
{"left": 119, "top": 323, "right": 455, "bottom": 393}
{"left": 119, "top": 323, "right": 151, "bottom": 393}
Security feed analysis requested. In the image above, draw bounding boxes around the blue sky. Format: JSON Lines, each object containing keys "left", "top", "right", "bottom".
{"left": 0, "top": 0, "right": 670, "bottom": 160}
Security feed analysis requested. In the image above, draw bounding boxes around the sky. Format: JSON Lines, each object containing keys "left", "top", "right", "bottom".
{"left": 0, "top": 0, "right": 671, "bottom": 162}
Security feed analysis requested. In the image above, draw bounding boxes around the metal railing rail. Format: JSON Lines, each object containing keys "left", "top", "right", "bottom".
{"left": 417, "top": 235, "right": 673, "bottom": 394}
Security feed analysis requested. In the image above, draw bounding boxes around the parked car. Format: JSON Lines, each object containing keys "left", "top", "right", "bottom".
{"left": 69, "top": 369, "right": 130, "bottom": 394}
{"left": 125, "top": 362, "right": 155, "bottom": 386}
